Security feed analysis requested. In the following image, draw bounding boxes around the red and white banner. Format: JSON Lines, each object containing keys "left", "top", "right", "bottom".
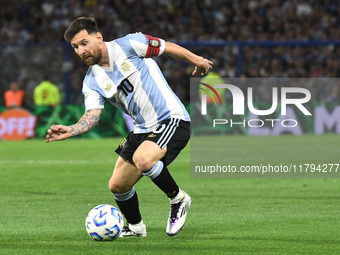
{"left": 0, "top": 108, "right": 37, "bottom": 140}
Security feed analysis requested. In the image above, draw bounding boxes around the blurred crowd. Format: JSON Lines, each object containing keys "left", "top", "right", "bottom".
{"left": 1, "top": 0, "right": 340, "bottom": 107}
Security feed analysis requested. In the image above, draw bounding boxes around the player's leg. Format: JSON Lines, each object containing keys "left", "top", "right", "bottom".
{"left": 133, "top": 141, "right": 180, "bottom": 197}
{"left": 132, "top": 118, "right": 191, "bottom": 236}
{"left": 109, "top": 156, "right": 146, "bottom": 237}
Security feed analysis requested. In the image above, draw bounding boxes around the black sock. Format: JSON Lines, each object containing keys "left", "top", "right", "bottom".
{"left": 115, "top": 192, "right": 142, "bottom": 225}
{"left": 152, "top": 165, "right": 179, "bottom": 198}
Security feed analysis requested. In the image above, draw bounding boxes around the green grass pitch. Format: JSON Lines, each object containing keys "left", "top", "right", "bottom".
{"left": 0, "top": 135, "right": 339, "bottom": 255}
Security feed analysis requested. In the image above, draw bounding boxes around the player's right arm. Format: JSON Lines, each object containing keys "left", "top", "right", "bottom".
{"left": 45, "top": 108, "right": 103, "bottom": 143}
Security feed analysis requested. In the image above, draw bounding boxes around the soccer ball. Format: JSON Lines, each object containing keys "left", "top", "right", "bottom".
{"left": 85, "top": 204, "right": 124, "bottom": 241}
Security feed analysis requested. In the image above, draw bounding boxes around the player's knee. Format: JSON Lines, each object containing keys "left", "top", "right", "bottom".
{"left": 133, "top": 153, "right": 155, "bottom": 172}
{"left": 108, "top": 178, "right": 131, "bottom": 194}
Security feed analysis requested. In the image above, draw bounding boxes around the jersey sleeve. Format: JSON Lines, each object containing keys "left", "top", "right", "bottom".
{"left": 126, "top": 32, "right": 166, "bottom": 58}
{"left": 82, "top": 82, "right": 105, "bottom": 111}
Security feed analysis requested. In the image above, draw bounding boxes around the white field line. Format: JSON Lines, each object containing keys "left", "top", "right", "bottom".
{"left": 0, "top": 160, "right": 115, "bottom": 164}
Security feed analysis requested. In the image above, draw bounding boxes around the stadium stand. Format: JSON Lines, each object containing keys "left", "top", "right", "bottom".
{"left": 1, "top": 0, "right": 339, "bottom": 106}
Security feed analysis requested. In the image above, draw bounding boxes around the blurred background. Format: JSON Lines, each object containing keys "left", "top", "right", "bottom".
{"left": 1, "top": 0, "right": 340, "bottom": 139}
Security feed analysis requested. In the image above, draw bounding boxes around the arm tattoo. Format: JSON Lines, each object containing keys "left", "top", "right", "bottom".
{"left": 69, "top": 109, "right": 103, "bottom": 136}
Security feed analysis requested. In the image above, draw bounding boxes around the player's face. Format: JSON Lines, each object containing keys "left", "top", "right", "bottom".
{"left": 71, "top": 30, "right": 102, "bottom": 66}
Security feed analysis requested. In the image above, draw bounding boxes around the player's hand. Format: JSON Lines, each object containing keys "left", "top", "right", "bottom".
{"left": 45, "top": 124, "right": 71, "bottom": 143}
{"left": 192, "top": 58, "right": 213, "bottom": 76}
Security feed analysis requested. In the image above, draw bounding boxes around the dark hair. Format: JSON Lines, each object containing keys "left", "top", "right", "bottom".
{"left": 64, "top": 17, "right": 99, "bottom": 42}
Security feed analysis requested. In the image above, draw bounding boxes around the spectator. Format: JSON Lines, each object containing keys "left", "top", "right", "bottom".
{"left": 4, "top": 81, "right": 24, "bottom": 108}
{"left": 34, "top": 76, "right": 61, "bottom": 107}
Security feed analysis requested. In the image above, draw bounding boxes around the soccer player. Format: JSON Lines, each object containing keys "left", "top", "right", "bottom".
{"left": 46, "top": 17, "right": 213, "bottom": 237}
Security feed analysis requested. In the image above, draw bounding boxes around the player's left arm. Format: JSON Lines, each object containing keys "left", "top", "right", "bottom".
{"left": 163, "top": 42, "right": 213, "bottom": 76}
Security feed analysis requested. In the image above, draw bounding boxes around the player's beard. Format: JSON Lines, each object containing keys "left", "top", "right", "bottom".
{"left": 82, "top": 48, "right": 102, "bottom": 66}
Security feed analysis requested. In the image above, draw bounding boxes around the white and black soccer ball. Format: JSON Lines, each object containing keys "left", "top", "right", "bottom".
{"left": 85, "top": 204, "right": 124, "bottom": 241}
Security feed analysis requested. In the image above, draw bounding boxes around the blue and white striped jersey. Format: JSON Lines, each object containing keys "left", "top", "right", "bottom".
{"left": 82, "top": 32, "right": 190, "bottom": 133}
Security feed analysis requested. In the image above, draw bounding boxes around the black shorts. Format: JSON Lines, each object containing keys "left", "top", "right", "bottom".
{"left": 115, "top": 118, "right": 191, "bottom": 166}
